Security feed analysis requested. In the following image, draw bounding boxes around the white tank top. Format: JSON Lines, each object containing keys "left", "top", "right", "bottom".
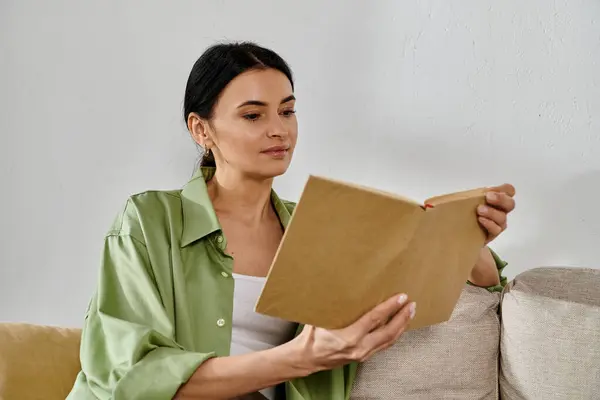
{"left": 230, "top": 273, "right": 297, "bottom": 399}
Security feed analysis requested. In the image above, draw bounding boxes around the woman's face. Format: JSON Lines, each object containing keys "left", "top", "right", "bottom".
{"left": 191, "top": 68, "right": 297, "bottom": 180}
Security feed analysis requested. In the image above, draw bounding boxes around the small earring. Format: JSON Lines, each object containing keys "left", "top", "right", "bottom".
{"left": 203, "top": 147, "right": 211, "bottom": 159}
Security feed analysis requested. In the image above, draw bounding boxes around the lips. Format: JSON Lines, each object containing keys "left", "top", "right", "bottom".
{"left": 261, "top": 145, "right": 289, "bottom": 158}
{"left": 262, "top": 145, "right": 289, "bottom": 153}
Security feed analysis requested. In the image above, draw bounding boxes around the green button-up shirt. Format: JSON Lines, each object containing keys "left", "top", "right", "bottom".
{"left": 67, "top": 167, "right": 507, "bottom": 400}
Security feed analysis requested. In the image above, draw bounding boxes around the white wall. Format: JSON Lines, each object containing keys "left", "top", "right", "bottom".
{"left": 1, "top": 0, "right": 599, "bottom": 328}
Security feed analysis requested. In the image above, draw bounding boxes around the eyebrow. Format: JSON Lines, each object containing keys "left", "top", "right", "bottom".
{"left": 237, "top": 95, "right": 296, "bottom": 108}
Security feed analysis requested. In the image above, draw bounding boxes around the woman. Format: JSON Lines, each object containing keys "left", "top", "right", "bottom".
{"left": 67, "top": 41, "right": 515, "bottom": 400}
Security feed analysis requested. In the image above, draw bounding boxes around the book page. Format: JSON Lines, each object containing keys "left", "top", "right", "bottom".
{"left": 424, "top": 187, "right": 488, "bottom": 207}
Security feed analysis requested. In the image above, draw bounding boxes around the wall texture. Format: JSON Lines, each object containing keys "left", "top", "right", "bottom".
{"left": 1, "top": 0, "right": 599, "bottom": 327}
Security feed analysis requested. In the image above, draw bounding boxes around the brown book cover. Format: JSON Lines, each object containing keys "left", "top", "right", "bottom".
{"left": 255, "top": 175, "right": 489, "bottom": 331}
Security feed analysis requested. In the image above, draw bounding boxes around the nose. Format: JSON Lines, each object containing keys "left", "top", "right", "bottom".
{"left": 266, "top": 114, "right": 289, "bottom": 138}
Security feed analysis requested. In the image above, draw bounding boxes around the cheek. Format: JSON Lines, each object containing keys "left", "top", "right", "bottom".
{"left": 286, "top": 118, "right": 299, "bottom": 143}
{"left": 222, "top": 122, "right": 264, "bottom": 159}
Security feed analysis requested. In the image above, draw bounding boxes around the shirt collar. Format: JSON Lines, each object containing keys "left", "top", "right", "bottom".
{"left": 180, "top": 167, "right": 292, "bottom": 247}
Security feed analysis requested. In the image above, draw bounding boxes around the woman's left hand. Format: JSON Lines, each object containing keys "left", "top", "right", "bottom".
{"left": 477, "top": 184, "right": 516, "bottom": 244}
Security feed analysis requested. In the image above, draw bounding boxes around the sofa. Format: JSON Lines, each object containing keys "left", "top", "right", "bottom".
{"left": 1, "top": 267, "right": 599, "bottom": 400}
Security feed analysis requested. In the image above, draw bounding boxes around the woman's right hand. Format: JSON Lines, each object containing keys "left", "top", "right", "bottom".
{"left": 290, "top": 294, "right": 416, "bottom": 374}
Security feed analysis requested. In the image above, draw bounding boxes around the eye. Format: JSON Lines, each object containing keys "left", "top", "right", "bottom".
{"left": 243, "top": 113, "right": 260, "bottom": 121}
{"left": 281, "top": 109, "right": 296, "bottom": 117}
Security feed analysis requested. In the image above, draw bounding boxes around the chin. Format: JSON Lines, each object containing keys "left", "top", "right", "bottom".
{"left": 252, "top": 161, "right": 291, "bottom": 180}
{"left": 265, "top": 165, "right": 290, "bottom": 178}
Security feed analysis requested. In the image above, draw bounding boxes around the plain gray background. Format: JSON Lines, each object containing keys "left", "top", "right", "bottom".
{"left": 1, "top": 0, "right": 599, "bottom": 327}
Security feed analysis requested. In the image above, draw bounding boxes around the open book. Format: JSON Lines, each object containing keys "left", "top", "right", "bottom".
{"left": 255, "top": 175, "right": 489, "bottom": 331}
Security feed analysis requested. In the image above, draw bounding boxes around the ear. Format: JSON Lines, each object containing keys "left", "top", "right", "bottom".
{"left": 187, "top": 113, "right": 214, "bottom": 149}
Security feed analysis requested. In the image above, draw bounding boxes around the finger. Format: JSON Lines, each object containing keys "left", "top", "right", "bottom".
{"left": 478, "top": 216, "right": 503, "bottom": 239}
{"left": 477, "top": 204, "right": 507, "bottom": 227}
{"left": 485, "top": 192, "right": 516, "bottom": 212}
{"left": 359, "top": 301, "right": 415, "bottom": 358}
{"left": 359, "top": 305, "right": 413, "bottom": 361}
{"left": 365, "top": 325, "right": 407, "bottom": 360}
{"left": 487, "top": 183, "right": 516, "bottom": 197}
{"left": 350, "top": 294, "right": 408, "bottom": 337}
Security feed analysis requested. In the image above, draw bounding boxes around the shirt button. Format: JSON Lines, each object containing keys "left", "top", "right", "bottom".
{"left": 221, "top": 271, "right": 229, "bottom": 278}
{"left": 216, "top": 235, "right": 224, "bottom": 244}
{"left": 216, "top": 318, "right": 226, "bottom": 327}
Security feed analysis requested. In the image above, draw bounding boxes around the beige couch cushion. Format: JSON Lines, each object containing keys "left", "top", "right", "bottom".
{"left": 351, "top": 285, "right": 501, "bottom": 399}
{"left": 499, "top": 267, "right": 600, "bottom": 400}
{"left": 0, "top": 323, "right": 81, "bottom": 400}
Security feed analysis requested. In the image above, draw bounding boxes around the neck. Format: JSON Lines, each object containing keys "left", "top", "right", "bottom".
{"left": 207, "top": 168, "right": 274, "bottom": 227}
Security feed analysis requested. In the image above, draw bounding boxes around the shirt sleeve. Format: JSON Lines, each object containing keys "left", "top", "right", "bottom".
{"left": 79, "top": 233, "right": 215, "bottom": 400}
{"left": 466, "top": 247, "right": 508, "bottom": 293}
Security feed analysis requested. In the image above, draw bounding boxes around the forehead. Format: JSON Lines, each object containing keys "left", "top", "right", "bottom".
{"left": 216, "top": 68, "right": 294, "bottom": 107}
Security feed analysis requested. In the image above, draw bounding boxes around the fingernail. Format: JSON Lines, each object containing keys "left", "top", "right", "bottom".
{"left": 486, "top": 192, "right": 497, "bottom": 201}
{"left": 478, "top": 205, "right": 488, "bottom": 214}
{"left": 397, "top": 294, "right": 408, "bottom": 304}
{"left": 409, "top": 303, "right": 417, "bottom": 319}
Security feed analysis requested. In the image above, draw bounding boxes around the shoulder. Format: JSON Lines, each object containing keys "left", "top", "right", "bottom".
{"left": 107, "top": 189, "right": 183, "bottom": 244}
